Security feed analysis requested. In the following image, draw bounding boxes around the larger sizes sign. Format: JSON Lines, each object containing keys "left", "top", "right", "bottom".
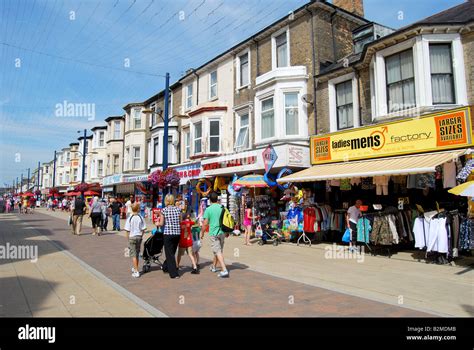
{"left": 310, "top": 107, "right": 473, "bottom": 165}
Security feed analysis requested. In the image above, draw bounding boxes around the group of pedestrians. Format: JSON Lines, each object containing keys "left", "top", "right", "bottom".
{"left": 125, "top": 191, "right": 230, "bottom": 280}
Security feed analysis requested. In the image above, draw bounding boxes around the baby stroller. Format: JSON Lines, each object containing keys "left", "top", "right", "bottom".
{"left": 142, "top": 229, "right": 164, "bottom": 273}
{"left": 256, "top": 216, "right": 283, "bottom": 246}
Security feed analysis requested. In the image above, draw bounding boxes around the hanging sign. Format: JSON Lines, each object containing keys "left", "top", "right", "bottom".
{"left": 263, "top": 145, "right": 278, "bottom": 173}
{"left": 310, "top": 107, "right": 473, "bottom": 165}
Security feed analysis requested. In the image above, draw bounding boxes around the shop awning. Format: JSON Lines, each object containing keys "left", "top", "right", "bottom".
{"left": 277, "top": 150, "right": 468, "bottom": 183}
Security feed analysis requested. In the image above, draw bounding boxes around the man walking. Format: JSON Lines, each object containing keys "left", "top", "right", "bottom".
{"left": 201, "top": 192, "right": 229, "bottom": 278}
{"left": 109, "top": 197, "right": 122, "bottom": 231}
{"left": 72, "top": 196, "right": 86, "bottom": 235}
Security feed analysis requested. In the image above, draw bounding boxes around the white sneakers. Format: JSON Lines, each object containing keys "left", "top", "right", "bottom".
{"left": 131, "top": 268, "right": 140, "bottom": 278}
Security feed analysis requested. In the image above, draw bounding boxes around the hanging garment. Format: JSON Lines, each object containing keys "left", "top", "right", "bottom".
{"left": 371, "top": 216, "right": 393, "bottom": 245}
{"left": 361, "top": 177, "right": 375, "bottom": 190}
{"left": 356, "top": 217, "right": 371, "bottom": 243}
{"left": 303, "top": 207, "right": 317, "bottom": 233}
{"left": 340, "top": 179, "right": 351, "bottom": 191}
{"left": 456, "top": 159, "right": 474, "bottom": 183}
{"left": 407, "top": 175, "right": 417, "bottom": 189}
{"left": 330, "top": 179, "right": 340, "bottom": 187}
{"left": 443, "top": 161, "right": 457, "bottom": 188}
{"left": 416, "top": 174, "right": 436, "bottom": 189}
{"left": 413, "top": 217, "right": 429, "bottom": 249}
{"left": 392, "top": 176, "right": 407, "bottom": 194}
{"left": 373, "top": 176, "right": 390, "bottom": 196}
{"left": 350, "top": 177, "right": 361, "bottom": 186}
{"left": 427, "top": 217, "right": 448, "bottom": 253}
{"left": 459, "top": 218, "right": 474, "bottom": 250}
{"left": 396, "top": 212, "right": 407, "bottom": 238}
{"left": 387, "top": 215, "right": 399, "bottom": 244}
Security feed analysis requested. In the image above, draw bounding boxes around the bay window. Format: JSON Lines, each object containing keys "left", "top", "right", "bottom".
{"left": 430, "top": 44, "right": 455, "bottom": 104}
{"left": 113, "top": 155, "right": 119, "bottom": 174}
{"left": 284, "top": 93, "right": 299, "bottom": 135}
{"left": 261, "top": 97, "right": 275, "bottom": 139}
{"left": 98, "top": 131, "right": 105, "bottom": 147}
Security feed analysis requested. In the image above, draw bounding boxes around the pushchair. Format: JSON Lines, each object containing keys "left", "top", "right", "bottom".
{"left": 142, "top": 229, "right": 164, "bottom": 273}
{"left": 256, "top": 216, "right": 283, "bottom": 246}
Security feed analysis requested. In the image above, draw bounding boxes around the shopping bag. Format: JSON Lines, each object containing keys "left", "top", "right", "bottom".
{"left": 68, "top": 215, "right": 72, "bottom": 226}
{"left": 342, "top": 228, "right": 351, "bottom": 243}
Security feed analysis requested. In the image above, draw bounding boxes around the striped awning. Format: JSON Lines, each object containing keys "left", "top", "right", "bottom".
{"left": 277, "top": 150, "right": 468, "bottom": 183}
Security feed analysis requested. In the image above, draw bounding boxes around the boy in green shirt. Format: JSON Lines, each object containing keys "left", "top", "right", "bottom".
{"left": 201, "top": 192, "right": 229, "bottom": 278}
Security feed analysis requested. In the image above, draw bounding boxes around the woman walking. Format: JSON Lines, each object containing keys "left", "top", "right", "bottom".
{"left": 157, "top": 194, "right": 183, "bottom": 279}
{"left": 89, "top": 196, "right": 102, "bottom": 236}
{"left": 243, "top": 201, "right": 254, "bottom": 246}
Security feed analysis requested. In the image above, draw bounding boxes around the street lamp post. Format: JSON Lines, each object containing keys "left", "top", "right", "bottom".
{"left": 27, "top": 168, "right": 30, "bottom": 191}
{"left": 52, "top": 150, "right": 57, "bottom": 188}
{"left": 80, "top": 129, "right": 87, "bottom": 183}
{"left": 143, "top": 73, "right": 189, "bottom": 206}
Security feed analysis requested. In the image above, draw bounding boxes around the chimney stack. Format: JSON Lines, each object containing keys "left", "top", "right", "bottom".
{"left": 333, "top": 0, "right": 364, "bottom": 17}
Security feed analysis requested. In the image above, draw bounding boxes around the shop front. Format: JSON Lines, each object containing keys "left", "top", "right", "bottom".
{"left": 200, "top": 144, "right": 311, "bottom": 230}
{"left": 278, "top": 107, "right": 474, "bottom": 261}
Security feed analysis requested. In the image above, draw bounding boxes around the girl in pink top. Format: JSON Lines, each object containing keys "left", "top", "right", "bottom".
{"left": 243, "top": 201, "right": 253, "bottom": 246}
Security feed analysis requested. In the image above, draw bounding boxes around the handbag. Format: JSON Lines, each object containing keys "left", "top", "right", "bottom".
{"left": 342, "top": 227, "right": 351, "bottom": 243}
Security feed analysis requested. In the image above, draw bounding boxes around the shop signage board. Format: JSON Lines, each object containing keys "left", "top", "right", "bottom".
{"left": 171, "top": 163, "right": 203, "bottom": 185}
{"left": 152, "top": 208, "right": 161, "bottom": 224}
{"left": 124, "top": 175, "right": 149, "bottom": 183}
{"left": 310, "top": 107, "right": 473, "bottom": 165}
{"left": 102, "top": 174, "right": 123, "bottom": 186}
{"left": 262, "top": 145, "right": 278, "bottom": 173}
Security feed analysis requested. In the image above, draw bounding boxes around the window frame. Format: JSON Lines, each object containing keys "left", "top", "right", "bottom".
{"left": 208, "top": 118, "right": 221, "bottom": 153}
{"left": 429, "top": 43, "right": 455, "bottom": 105}
{"left": 385, "top": 48, "right": 416, "bottom": 113}
{"left": 114, "top": 121, "right": 121, "bottom": 139}
{"left": 133, "top": 109, "right": 142, "bottom": 129}
{"left": 260, "top": 96, "right": 275, "bottom": 140}
{"left": 284, "top": 92, "right": 299, "bottom": 136}
{"left": 335, "top": 80, "right": 354, "bottom": 130}
{"left": 209, "top": 70, "right": 218, "bottom": 100}
{"left": 97, "top": 159, "right": 103, "bottom": 177}
{"left": 193, "top": 122, "right": 202, "bottom": 155}
{"left": 132, "top": 146, "right": 141, "bottom": 170}
{"left": 271, "top": 27, "right": 290, "bottom": 70}
{"left": 186, "top": 83, "right": 193, "bottom": 110}
{"left": 237, "top": 51, "right": 250, "bottom": 89}
{"left": 235, "top": 112, "right": 250, "bottom": 150}
{"left": 183, "top": 129, "right": 191, "bottom": 160}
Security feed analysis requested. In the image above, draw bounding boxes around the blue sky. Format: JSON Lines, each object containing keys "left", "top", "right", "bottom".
{"left": 0, "top": 0, "right": 466, "bottom": 186}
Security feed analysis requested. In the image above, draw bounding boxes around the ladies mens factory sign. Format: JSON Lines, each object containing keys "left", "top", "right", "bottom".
{"left": 310, "top": 107, "right": 473, "bottom": 165}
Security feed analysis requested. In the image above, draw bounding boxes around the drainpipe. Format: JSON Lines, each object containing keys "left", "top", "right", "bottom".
{"left": 306, "top": 6, "right": 318, "bottom": 135}
{"left": 253, "top": 37, "right": 260, "bottom": 77}
{"left": 353, "top": 67, "right": 362, "bottom": 127}
{"left": 192, "top": 69, "right": 200, "bottom": 106}
{"left": 330, "top": 10, "right": 337, "bottom": 63}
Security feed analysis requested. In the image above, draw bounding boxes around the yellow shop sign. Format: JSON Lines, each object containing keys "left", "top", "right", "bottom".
{"left": 311, "top": 107, "right": 473, "bottom": 165}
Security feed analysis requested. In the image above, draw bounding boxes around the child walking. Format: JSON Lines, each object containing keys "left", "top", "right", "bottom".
{"left": 177, "top": 214, "right": 199, "bottom": 274}
{"left": 124, "top": 203, "right": 147, "bottom": 278}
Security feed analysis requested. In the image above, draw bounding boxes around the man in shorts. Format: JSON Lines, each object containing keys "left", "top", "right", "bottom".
{"left": 201, "top": 192, "right": 229, "bottom": 278}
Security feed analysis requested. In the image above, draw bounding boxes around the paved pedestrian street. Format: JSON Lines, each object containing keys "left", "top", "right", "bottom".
{"left": 1, "top": 209, "right": 473, "bottom": 317}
